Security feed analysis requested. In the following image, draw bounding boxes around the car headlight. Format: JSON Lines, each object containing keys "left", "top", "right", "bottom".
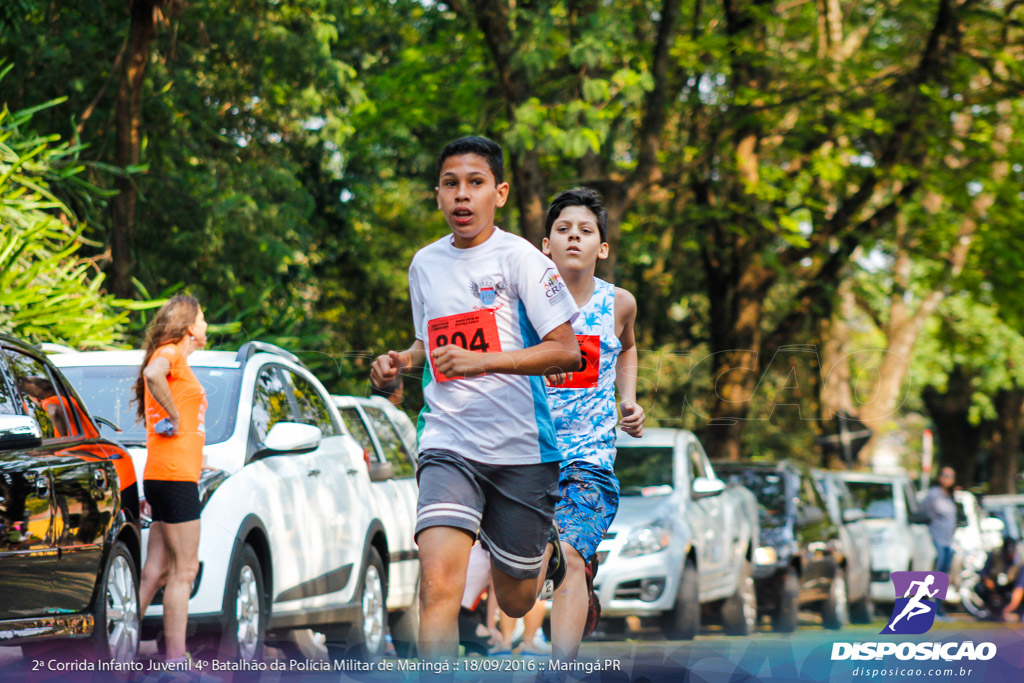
{"left": 620, "top": 520, "right": 671, "bottom": 558}
{"left": 754, "top": 546, "right": 779, "bottom": 566}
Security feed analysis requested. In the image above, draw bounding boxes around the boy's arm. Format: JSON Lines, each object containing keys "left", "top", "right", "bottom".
{"left": 370, "top": 341, "right": 426, "bottom": 391}
{"left": 430, "top": 321, "right": 580, "bottom": 378}
{"left": 615, "top": 287, "right": 645, "bottom": 437}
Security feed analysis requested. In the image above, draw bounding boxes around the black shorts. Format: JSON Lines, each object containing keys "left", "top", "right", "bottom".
{"left": 415, "top": 449, "right": 559, "bottom": 579}
{"left": 143, "top": 480, "right": 201, "bottom": 524}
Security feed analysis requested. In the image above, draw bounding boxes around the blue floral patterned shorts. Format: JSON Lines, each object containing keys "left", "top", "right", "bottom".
{"left": 555, "top": 462, "right": 619, "bottom": 561}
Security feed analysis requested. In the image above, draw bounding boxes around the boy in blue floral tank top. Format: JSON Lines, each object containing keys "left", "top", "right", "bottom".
{"left": 542, "top": 187, "right": 646, "bottom": 662}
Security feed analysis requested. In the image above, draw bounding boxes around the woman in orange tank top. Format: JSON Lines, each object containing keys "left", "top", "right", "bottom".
{"left": 133, "top": 294, "right": 208, "bottom": 664}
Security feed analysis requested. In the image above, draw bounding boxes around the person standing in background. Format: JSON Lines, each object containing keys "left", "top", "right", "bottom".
{"left": 133, "top": 294, "right": 209, "bottom": 664}
{"left": 921, "top": 466, "right": 957, "bottom": 618}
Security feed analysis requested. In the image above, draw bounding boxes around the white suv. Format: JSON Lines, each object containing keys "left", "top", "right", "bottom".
{"left": 50, "top": 343, "right": 412, "bottom": 659}
{"left": 332, "top": 395, "right": 420, "bottom": 654}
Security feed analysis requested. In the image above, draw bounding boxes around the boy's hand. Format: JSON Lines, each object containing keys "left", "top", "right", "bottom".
{"left": 431, "top": 345, "right": 487, "bottom": 378}
{"left": 371, "top": 350, "right": 408, "bottom": 390}
{"left": 545, "top": 370, "right": 571, "bottom": 386}
{"left": 619, "top": 401, "right": 645, "bottom": 437}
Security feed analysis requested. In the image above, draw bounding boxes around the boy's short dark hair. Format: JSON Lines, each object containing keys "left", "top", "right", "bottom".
{"left": 544, "top": 187, "right": 608, "bottom": 242}
{"left": 436, "top": 136, "right": 505, "bottom": 185}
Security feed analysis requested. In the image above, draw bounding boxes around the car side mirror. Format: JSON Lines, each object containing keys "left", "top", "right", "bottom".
{"left": 254, "top": 422, "right": 322, "bottom": 459}
{"left": 369, "top": 461, "right": 394, "bottom": 482}
{"left": 909, "top": 510, "right": 931, "bottom": 526}
{"left": 842, "top": 508, "right": 865, "bottom": 524}
{"left": 0, "top": 414, "right": 43, "bottom": 449}
{"left": 692, "top": 477, "right": 726, "bottom": 500}
{"left": 797, "top": 504, "right": 826, "bottom": 527}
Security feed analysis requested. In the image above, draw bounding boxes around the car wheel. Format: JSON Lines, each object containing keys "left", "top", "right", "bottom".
{"left": 389, "top": 575, "right": 419, "bottom": 657}
{"left": 215, "top": 544, "right": 267, "bottom": 660}
{"left": 849, "top": 593, "right": 875, "bottom": 624}
{"left": 346, "top": 547, "right": 388, "bottom": 659}
{"left": 89, "top": 541, "right": 141, "bottom": 662}
{"left": 822, "top": 567, "right": 849, "bottom": 630}
{"left": 660, "top": 559, "right": 699, "bottom": 640}
{"left": 721, "top": 559, "right": 757, "bottom": 636}
{"left": 771, "top": 567, "right": 799, "bottom": 633}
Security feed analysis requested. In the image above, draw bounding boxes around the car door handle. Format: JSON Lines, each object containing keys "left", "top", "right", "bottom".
{"left": 346, "top": 468, "right": 359, "bottom": 476}
{"left": 307, "top": 469, "right": 321, "bottom": 478}
{"left": 93, "top": 468, "right": 108, "bottom": 490}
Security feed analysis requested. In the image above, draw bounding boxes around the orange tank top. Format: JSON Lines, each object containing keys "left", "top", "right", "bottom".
{"left": 143, "top": 342, "right": 207, "bottom": 483}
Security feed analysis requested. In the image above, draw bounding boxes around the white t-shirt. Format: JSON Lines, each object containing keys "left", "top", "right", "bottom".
{"left": 410, "top": 227, "right": 579, "bottom": 465}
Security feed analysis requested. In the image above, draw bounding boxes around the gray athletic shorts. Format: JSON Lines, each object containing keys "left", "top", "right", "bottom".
{"left": 415, "top": 449, "right": 559, "bottom": 579}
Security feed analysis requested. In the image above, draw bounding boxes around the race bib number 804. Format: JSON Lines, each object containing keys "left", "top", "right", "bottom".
{"left": 427, "top": 310, "right": 502, "bottom": 382}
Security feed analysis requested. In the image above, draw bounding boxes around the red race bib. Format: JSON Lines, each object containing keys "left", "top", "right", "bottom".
{"left": 427, "top": 310, "right": 502, "bottom": 382}
{"left": 549, "top": 335, "right": 600, "bottom": 389}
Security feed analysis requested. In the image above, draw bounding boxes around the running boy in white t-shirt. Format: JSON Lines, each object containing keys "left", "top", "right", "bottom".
{"left": 542, "top": 187, "right": 645, "bottom": 663}
{"left": 370, "top": 136, "right": 581, "bottom": 660}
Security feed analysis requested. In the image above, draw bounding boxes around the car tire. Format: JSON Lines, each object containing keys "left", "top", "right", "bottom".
{"left": 822, "top": 566, "right": 849, "bottom": 630}
{"left": 660, "top": 559, "right": 700, "bottom": 640}
{"left": 80, "top": 541, "right": 140, "bottom": 662}
{"left": 721, "top": 559, "right": 757, "bottom": 636}
{"left": 849, "top": 593, "right": 875, "bottom": 624}
{"left": 214, "top": 544, "right": 267, "bottom": 661}
{"left": 389, "top": 575, "right": 419, "bottom": 657}
{"left": 345, "top": 547, "right": 388, "bottom": 660}
{"left": 771, "top": 567, "right": 799, "bottom": 633}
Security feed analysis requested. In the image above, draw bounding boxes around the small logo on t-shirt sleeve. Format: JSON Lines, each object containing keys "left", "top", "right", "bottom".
{"left": 540, "top": 268, "right": 569, "bottom": 305}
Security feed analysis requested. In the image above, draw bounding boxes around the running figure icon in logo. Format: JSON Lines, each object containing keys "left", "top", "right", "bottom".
{"left": 884, "top": 571, "right": 950, "bottom": 635}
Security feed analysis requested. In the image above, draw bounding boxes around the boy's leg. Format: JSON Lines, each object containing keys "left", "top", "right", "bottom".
{"left": 549, "top": 463, "right": 619, "bottom": 661}
{"left": 478, "top": 460, "right": 562, "bottom": 617}
{"left": 418, "top": 526, "right": 474, "bottom": 659}
{"left": 414, "top": 450, "right": 487, "bottom": 660}
{"left": 551, "top": 543, "right": 588, "bottom": 659}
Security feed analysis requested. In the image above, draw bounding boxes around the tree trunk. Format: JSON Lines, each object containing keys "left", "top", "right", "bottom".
{"left": 701, "top": 268, "right": 768, "bottom": 461}
{"left": 509, "top": 148, "right": 548, "bottom": 246}
{"left": 989, "top": 387, "right": 1024, "bottom": 494}
{"left": 922, "top": 367, "right": 983, "bottom": 488}
{"left": 111, "top": 0, "right": 162, "bottom": 299}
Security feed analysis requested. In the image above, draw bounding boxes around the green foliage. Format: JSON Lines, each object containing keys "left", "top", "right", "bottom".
{"left": 0, "top": 92, "right": 143, "bottom": 347}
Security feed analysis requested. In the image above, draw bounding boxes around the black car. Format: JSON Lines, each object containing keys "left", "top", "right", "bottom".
{"left": 0, "top": 334, "right": 141, "bottom": 661}
{"left": 712, "top": 460, "right": 847, "bottom": 632}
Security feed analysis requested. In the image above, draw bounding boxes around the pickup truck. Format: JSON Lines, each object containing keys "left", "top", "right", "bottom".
{"left": 593, "top": 429, "right": 760, "bottom": 639}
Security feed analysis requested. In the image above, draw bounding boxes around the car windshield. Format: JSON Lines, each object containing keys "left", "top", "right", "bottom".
{"left": 720, "top": 469, "right": 789, "bottom": 528}
{"left": 845, "top": 481, "right": 896, "bottom": 519}
{"left": 59, "top": 365, "right": 241, "bottom": 446}
{"left": 616, "top": 446, "right": 674, "bottom": 496}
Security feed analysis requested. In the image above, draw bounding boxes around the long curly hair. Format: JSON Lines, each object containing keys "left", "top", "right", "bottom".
{"left": 133, "top": 294, "right": 201, "bottom": 420}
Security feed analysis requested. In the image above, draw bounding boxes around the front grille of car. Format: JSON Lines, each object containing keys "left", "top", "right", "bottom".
{"left": 871, "top": 569, "right": 891, "bottom": 583}
{"left": 614, "top": 580, "right": 643, "bottom": 599}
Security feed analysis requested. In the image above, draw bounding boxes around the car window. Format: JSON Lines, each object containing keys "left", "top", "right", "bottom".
{"left": 0, "top": 356, "right": 18, "bottom": 416}
{"left": 363, "top": 406, "right": 415, "bottom": 479}
{"left": 799, "top": 472, "right": 825, "bottom": 509}
{"left": 845, "top": 481, "right": 896, "bottom": 520}
{"left": 903, "top": 481, "right": 922, "bottom": 514}
{"left": 59, "top": 364, "right": 240, "bottom": 446}
{"left": 687, "top": 443, "right": 708, "bottom": 483}
{"left": 282, "top": 371, "right": 338, "bottom": 437}
{"left": 615, "top": 446, "right": 674, "bottom": 494}
{"left": 339, "top": 407, "right": 377, "bottom": 462}
{"left": 3, "top": 349, "right": 74, "bottom": 440}
{"left": 251, "top": 366, "right": 293, "bottom": 443}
